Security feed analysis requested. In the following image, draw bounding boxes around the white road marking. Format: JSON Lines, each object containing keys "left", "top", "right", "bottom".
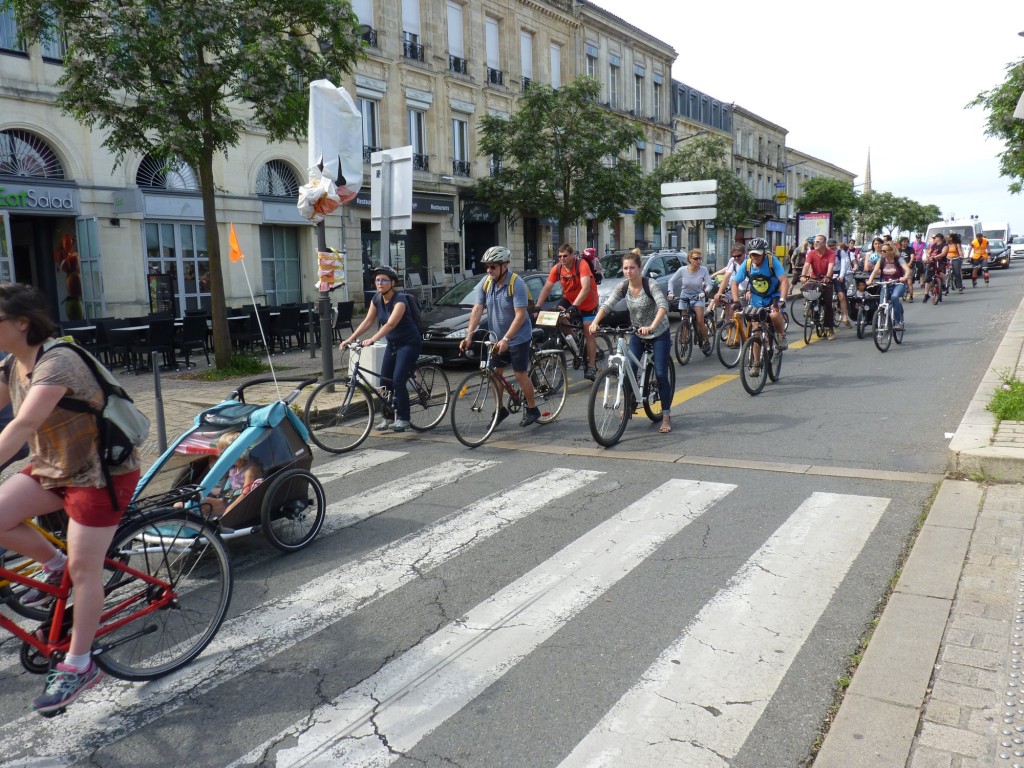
{"left": 313, "top": 449, "right": 407, "bottom": 484}
{"left": 558, "top": 491, "right": 889, "bottom": 768}
{"left": 229, "top": 479, "right": 736, "bottom": 768}
{"left": 0, "top": 467, "right": 600, "bottom": 764}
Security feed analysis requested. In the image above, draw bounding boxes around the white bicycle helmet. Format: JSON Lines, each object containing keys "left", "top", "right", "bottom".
{"left": 480, "top": 246, "right": 511, "bottom": 264}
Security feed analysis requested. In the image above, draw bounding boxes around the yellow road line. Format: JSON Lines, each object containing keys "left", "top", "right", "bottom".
{"left": 670, "top": 373, "right": 736, "bottom": 407}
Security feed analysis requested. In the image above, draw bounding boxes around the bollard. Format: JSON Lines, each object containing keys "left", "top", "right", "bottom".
{"left": 152, "top": 364, "right": 167, "bottom": 453}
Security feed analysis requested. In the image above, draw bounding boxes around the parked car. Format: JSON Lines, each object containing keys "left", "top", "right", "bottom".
{"left": 418, "top": 272, "right": 563, "bottom": 365}
{"left": 596, "top": 250, "right": 683, "bottom": 326}
{"left": 1010, "top": 236, "right": 1024, "bottom": 264}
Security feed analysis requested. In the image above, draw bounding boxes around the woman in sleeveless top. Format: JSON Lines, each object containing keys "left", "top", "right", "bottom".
{"left": 867, "top": 245, "right": 910, "bottom": 328}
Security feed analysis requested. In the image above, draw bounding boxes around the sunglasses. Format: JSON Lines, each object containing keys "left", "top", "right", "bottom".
{"left": 485, "top": 264, "right": 502, "bottom": 271}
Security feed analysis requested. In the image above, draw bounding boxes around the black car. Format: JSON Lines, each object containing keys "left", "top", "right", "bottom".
{"left": 959, "top": 238, "right": 1009, "bottom": 274}
{"left": 419, "top": 272, "right": 563, "bottom": 364}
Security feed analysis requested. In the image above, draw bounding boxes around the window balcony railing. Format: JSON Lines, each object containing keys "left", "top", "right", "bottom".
{"left": 755, "top": 199, "right": 777, "bottom": 216}
{"left": 521, "top": 76, "right": 532, "bottom": 92}
{"left": 402, "top": 40, "right": 425, "bottom": 62}
{"left": 453, "top": 160, "right": 471, "bottom": 177}
{"left": 362, "top": 145, "right": 381, "bottom": 163}
{"left": 487, "top": 67, "right": 503, "bottom": 86}
{"left": 489, "top": 160, "right": 502, "bottom": 176}
{"left": 412, "top": 153, "right": 430, "bottom": 172}
{"left": 449, "top": 55, "right": 467, "bottom": 75}
{"left": 359, "top": 25, "right": 378, "bottom": 47}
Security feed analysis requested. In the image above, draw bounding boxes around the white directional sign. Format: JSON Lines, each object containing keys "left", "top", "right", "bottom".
{"left": 661, "top": 179, "right": 718, "bottom": 224}
{"left": 662, "top": 180, "right": 718, "bottom": 195}
{"left": 664, "top": 207, "right": 717, "bottom": 222}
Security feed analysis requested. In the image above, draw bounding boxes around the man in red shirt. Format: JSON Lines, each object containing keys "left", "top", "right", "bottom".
{"left": 535, "top": 243, "right": 600, "bottom": 380}
{"left": 800, "top": 235, "right": 837, "bottom": 339}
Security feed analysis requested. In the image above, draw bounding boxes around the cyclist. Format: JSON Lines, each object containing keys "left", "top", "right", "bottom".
{"left": 866, "top": 243, "right": 910, "bottom": 330}
{"left": 710, "top": 244, "right": 748, "bottom": 331}
{"left": 923, "top": 234, "right": 948, "bottom": 304}
{"left": 831, "top": 238, "right": 852, "bottom": 327}
{"left": 800, "top": 235, "right": 837, "bottom": 339}
{"left": 730, "top": 238, "right": 790, "bottom": 350}
{"left": 668, "top": 248, "right": 714, "bottom": 355}
{"left": 459, "top": 246, "right": 541, "bottom": 427}
{"left": 589, "top": 250, "right": 673, "bottom": 433}
{"left": 340, "top": 265, "right": 422, "bottom": 432}
{"left": 0, "top": 283, "right": 141, "bottom": 714}
{"left": 535, "top": 243, "right": 600, "bottom": 381}
{"left": 860, "top": 237, "right": 884, "bottom": 274}
{"left": 947, "top": 232, "right": 965, "bottom": 294}
{"left": 911, "top": 233, "right": 927, "bottom": 291}
{"left": 968, "top": 231, "right": 990, "bottom": 287}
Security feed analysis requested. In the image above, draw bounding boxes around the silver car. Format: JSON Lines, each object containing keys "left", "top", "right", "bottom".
{"left": 596, "top": 250, "right": 683, "bottom": 325}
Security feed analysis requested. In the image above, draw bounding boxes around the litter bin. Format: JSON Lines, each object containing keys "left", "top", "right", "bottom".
{"left": 350, "top": 340, "right": 388, "bottom": 389}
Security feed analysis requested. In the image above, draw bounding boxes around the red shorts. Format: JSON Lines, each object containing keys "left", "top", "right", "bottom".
{"left": 20, "top": 466, "right": 141, "bottom": 528}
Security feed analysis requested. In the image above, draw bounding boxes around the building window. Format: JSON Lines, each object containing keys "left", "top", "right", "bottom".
{"left": 654, "top": 148, "right": 663, "bottom": 168}
{"left": 447, "top": 2, "right": 466, "bottom": 74}
{"left": 358, "top": 97, "right": 380, "bottom": 161}
{"left": 586, "top": 52, "right": 596, "bottom": 78}
{"left": 402, "top": 0, "right": 423, "bottom": 60}
{"left": 485, "top": 17, "right": 502, "bottom": 85}
{"left": 550, "top": 43, "right": 561, "bottom": 89}
{"left": 608, "top": 63, "right": 618, "bottom": 108}
{"left": 633, "top": 74, "right": 643, "bottom": 114}
{"left": 255, "top": 160, "right": 300, "bottom": 198}
{"left": 136, "top": 154, "right": 198, "bottom": 190}
{"left": 520, "top": 31, "right": 533, "bottom": 91}
{"left": 635, "top": 146, "right": 643, "bottom": 167}
{"left": 260, "top": 226, "right": 301, "bottom": 306}
{"left": 408, "top": 108, "right": 428, "bottom": 170}
{"left": 39, "top": 26, "right": 66, "bottom": 60}
{"left": 452, "top": 118, "right": 470, "bottom": 176}
{"left": 145, "top": 222, "right": 209, "bottom": 314}
{"left": 0, "top": 129, "right": 65, "bottom": 178}
{"left": 489, "top": 154, "right": 502, "bottom": 176}
{"left": 352, "top": 0, "right": 376, "bottom": 46}
{"left": 652, "top": 82, "right": 661, "bottom": 121}
{"left": 0, "top": 9, "right": 26, "bottom": 53}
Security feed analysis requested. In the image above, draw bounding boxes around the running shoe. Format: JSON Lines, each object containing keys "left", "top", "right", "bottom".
{"left": 32, "top": 661, "right": 103, "bottom": 714}
{"left": 584, "top": 366, "right": 597, "bottom": 382}
{"left": 390, "top": 419, "right": 411, "bottom": 432}
{"left": 19, "top": 567, "right": 64, "bottom": 608}
{"left": 777, "top": 334, "right": 789, "bottom": 351}
{"left": 374, "top": 418, "right": 392, "bottom": 431}
{"left": 520, "top": 407, "right": 541, "bottom": 428}
{"left": 496, "top": 406, "right": 510, "bottom": 425}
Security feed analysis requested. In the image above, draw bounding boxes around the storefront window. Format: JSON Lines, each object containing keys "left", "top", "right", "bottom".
{"left": 144, "top": 221, "right": 209, "bottom": 313}
{"left": 259, "top": 226, "right": 301, "bottom": 305}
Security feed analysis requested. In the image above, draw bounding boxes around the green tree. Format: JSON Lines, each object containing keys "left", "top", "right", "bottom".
{"left": 857, "top": 192, "right": 941, "bottom": 238}
{"left": 634, "top": 134, "right": 754, "bottom": 248}
{"left": 969, "top": 57, "right": 1024, "bottom": 194}
{"left": 793, "top": 177, "right": 857, "bottom": 236}
{"left": 474, "top": 77, "right": 644, "bottom": 246}
{"left": 4, "top": 0, "right": 364, "bottom": 367}
{"left": 910, "top": 203, "right": 943, "bottom": 234}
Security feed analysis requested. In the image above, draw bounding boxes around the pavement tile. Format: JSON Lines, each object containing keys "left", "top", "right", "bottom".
{"left": 920, "top": 699, "right": 963, "bottom": 729}
{"left": 906, "top": 745, "right": 954, "bottom": 768}
{"left": 916, "top": 721, "right": 988, "bottom": 756}
{"left": 812, "top": 694, "right": 918, "bottom": 768}
{"left": 897, "top": 526, "right": 974, "bottom": 600}
{"left": 930, "top": 680, "right": 1001, "bottom": 710}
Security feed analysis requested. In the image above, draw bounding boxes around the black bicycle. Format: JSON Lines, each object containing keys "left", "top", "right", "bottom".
{"left": 739, "top": 305, "right": 784, "bottom": 396}
{"left": 672, "top": 296, "right": 716, "bottom": 365}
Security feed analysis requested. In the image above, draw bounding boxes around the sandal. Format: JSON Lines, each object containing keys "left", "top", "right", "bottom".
{"left": 659, "top": 417, "right": 672, "bottom": 434}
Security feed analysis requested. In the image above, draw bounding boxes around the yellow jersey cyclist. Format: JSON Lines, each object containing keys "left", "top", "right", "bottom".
{"left": 729, "top": 238, "right": 790, "bottom": 350}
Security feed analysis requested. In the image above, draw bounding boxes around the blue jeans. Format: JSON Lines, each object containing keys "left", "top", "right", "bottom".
{"left": 888, "top": 283, "right": 906, "bottom": 324}
{"left": 382, "top": 337, "right": 422, "bottom": 421}
{"left": 629, "top": 330, "right": 672, "bottom": 415}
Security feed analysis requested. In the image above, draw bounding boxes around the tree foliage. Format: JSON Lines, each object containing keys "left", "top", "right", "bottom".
{"left": 969, "top": 57, "right": 1024, "bottom": 195}
{"left": 856, "top": 191, "right": 943, "bottom": 238}
{"left": 5, "top": 0, "right": 364, "bottom": 366}
{"left": 793, "top": 177, "right": 857, "bottom": 235}
{"left": 634, "top": 134, "right": 754, "bottom": 234}
{"left": 474, "top": 77, "right": 644, "bottom": 244}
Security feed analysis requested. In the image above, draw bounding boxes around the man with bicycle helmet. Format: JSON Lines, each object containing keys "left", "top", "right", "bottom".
{"left": 460, "top": 246, "right": 542, "bottom": 427}
{"left": 340, "top": 264, "right": 422, "bottom": 432}
{"left": 730, "top": 237, "right": 790, "bottom": 350}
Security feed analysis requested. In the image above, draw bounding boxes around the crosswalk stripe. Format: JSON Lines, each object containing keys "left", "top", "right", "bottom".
{"left": 228, "top": 478, "right": 737, "bottom": 768}
{"left": 313, "top": 449, "right": 407, "bottom": 483}
{"left": 0, "top": 467, "right": 603, "bottom": 763}
{"left": 558, "top": 491, "right": 889, "bottom": 768}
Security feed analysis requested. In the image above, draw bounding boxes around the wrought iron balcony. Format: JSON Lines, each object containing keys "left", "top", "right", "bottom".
{"left": 453, "top": 160, "right": 471, "bottom": 177}
{"left": 362, "top": 145, "right": 381, "bottom": 164}
{"left": 449, "top": 55, "right": 467, "bottom": 75}
{"left": 521, "top": 76, "right": 532, "bottom": 92}
{"left": 402, "top": 40, "right": 425, "bottom": 62}
{"left": 412, "top": 153, "right": 430, "bottom": 172}
{"left": 359, "top": 26, "right": 377, "bottom": 47}
{"left": 487, "top": 67, "right": 503, "bottom": 86}
{"left": 755, "top": 198, "right": 777, "bottom": 216}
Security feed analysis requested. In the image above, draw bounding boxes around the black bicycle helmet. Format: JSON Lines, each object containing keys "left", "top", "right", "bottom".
{"left": 372, "top": 265, "right": 399, "bottom": 282}
{"left": 480, "top": 246, "right": 511, "bottom": 264}
{"left": 746, "top": 237, "right": 769, "bottom": 255}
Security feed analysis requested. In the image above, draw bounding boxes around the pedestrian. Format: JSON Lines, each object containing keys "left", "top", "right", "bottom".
{"left": 0, "top": 282, "right": 141, "bottom": 715}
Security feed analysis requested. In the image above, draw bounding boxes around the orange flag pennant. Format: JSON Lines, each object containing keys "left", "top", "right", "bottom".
{"left": 229, "top": 223, "right": 245, "bottom": 262}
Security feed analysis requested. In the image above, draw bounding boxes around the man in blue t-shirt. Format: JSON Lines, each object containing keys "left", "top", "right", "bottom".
{"left": 730, "top": 237, "right": 790, "bottom": 350}
{"left": 460, "top": 246, "right": 541, "bottom": 427}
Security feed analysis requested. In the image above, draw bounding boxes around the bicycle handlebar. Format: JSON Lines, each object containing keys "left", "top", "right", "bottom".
{"left": 230, "top": 376, "right": 319, "bottom": 405}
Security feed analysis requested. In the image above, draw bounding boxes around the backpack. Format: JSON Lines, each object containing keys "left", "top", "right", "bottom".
{"left": 744, "top": 256, "right": 784, "bottom": 297}
{"left": 4, "top": 339, "right": 150, "bottom": 510}
{"left": 579, "top": 251, "right": 603, "bottom": 284}
{"left": 481, "top": 272, "right": 536, "bottom": 312}
{"left": 373, "top": 291, "right": 421, "bottom": 328}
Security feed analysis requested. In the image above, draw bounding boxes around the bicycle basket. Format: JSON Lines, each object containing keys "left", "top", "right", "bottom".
{"left": 801, "top": 281, "right": 822, "bottom": 302}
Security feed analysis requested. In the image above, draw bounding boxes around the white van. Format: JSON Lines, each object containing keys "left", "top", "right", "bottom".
{"left": 983, "top": 221, "right": 1011, "bottom": 242}
{"left": 924, "top": 219, "right": 984, "bottom": 250}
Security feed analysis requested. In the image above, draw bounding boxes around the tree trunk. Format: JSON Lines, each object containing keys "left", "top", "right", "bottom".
{"left": 198, "top": 143, "right": 231, "bottom": 368}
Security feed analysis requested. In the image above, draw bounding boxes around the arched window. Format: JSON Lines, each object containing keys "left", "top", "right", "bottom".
{"left": 136, "top": 154, "right": 199, "bottom": 191}
{"left": 0, "top": 129, "right": 66, "bottom": 179}
{"left": 255, "top": 159, "right": 300, "bottom": 198}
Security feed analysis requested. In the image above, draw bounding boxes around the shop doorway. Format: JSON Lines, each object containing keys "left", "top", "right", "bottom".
{"left": 464, "top": 222, "right": 497, "bottom": 274}
{"left": 9, "top": 214, "right": 70, "bottom": 321}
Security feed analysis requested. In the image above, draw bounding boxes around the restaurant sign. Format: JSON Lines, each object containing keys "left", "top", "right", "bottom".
{"left": 0, "top": 181, "right": 81, "bottom": 215}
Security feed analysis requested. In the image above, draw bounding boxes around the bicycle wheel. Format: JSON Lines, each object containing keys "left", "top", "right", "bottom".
{"left": 717, "top": 320, "right": 742, "bottom": 369}
{"left": 588, "top": 367, "right": 630, "bottom": 447}
{"left": 780, "top": 310, "right": 790, "bottom": 333}
{"left": 893, "top": 316, "right": 905, "bottom": 345}
{"left": 303, "top": 377, "right": 374, "bottom": 453}
{"left": 407, "top": 363, "right": 451, "bottom": 432}
{"left": 767, "top": 337, "right": 783, "bottom": 382}
{"left": 740, "top": 336, "right": 768, "bottom": 396}
{"left": 0, "top": 555, "right": 51, "bottom": 622}
{"left": 94, "top": 511, "right": 231, "bottom": 681}
{"left": 642, "top": 360, "right": 676, "bottom": 421}
{"left": 260, "top": 468, "right": 326, "bottom": 553}
{"left": 702, "top": 315, "right": 717, "bottom": 354}
{"left": 673, "top": 322, "right": 693, "bottom": 365}
{"left": 450, "top": 370, "right": 500, "bottom": 448}
{"left": 789, "top": 295, "right": 805, "bottom": 327}
{"left": 873, "top": 307, "right": 892, "bottom": 352}
{"left": 593, "top": 333, "right": 614, "bottom": 369}
{"left": 856, "top": 306, "right": 867, "bottom": 339}
{"left": 803, "top": 312, "right": 814, "bottom": 344}
{"left": 529, "top": 352, "right": 568, "bottom": 424}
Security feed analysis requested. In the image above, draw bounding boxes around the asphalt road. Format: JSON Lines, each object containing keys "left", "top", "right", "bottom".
{"left": 1, "top": 266, "right": 1021, "bottom": 767}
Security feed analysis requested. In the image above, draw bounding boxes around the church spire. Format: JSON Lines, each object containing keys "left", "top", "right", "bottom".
{"left": 864, "top": 148, "right": 872, "bottom": 193}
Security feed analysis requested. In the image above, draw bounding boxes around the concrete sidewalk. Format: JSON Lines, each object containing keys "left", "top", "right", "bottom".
{"left": 814, "top": 297, "right": 1024, "bottom": 767}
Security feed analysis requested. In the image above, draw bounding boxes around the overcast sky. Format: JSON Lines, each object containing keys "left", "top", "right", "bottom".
{"left": 592, "top": 0, "right": 1023, "bottom": 237}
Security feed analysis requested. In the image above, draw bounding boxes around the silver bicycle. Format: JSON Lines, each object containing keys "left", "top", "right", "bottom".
{"left": 587, "top": 326, "right": 676, "bottom": 447}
